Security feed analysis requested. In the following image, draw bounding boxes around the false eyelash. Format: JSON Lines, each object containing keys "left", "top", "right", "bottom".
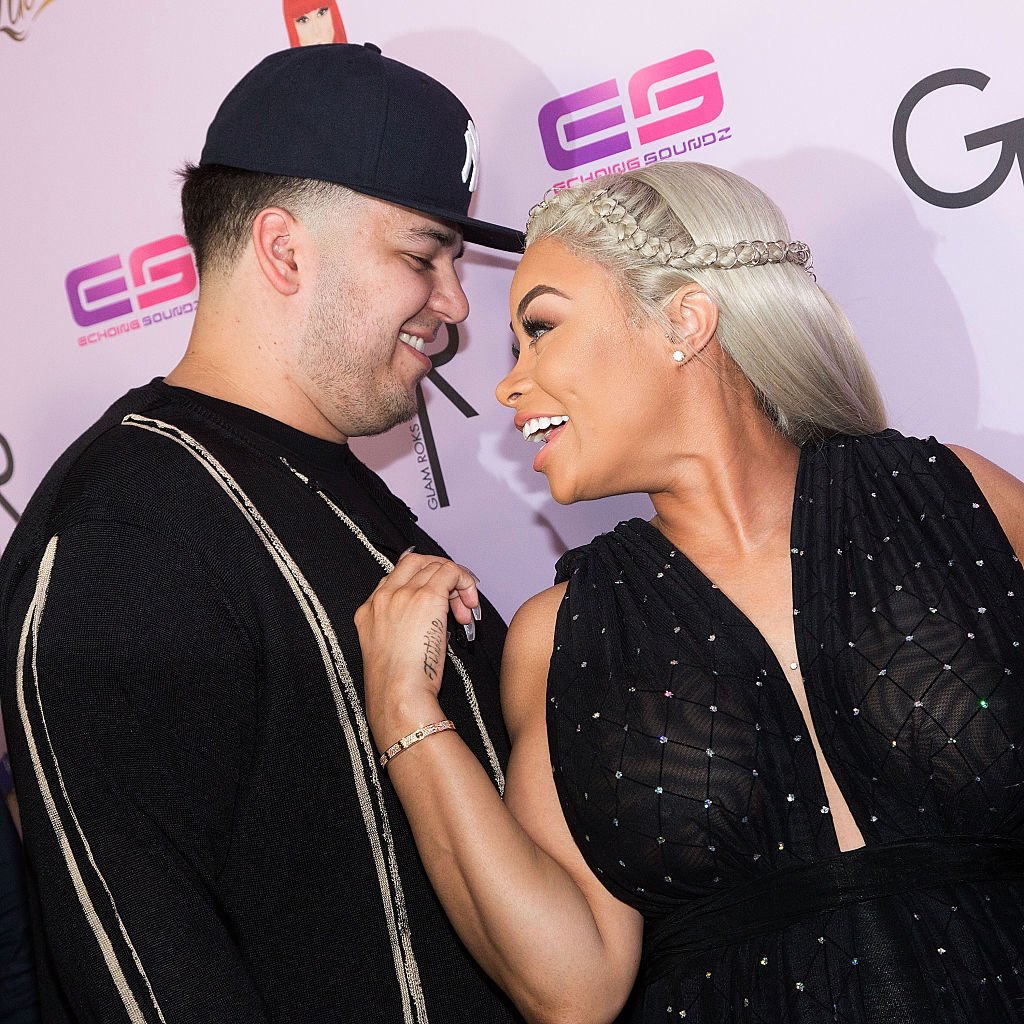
{"left": 521, "top": 315, "right": 553, "bottom": 340}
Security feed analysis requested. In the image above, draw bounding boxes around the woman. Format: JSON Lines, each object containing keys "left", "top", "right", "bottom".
{"left": 355, "top": 162, "right": 1024, "bottom": 1023}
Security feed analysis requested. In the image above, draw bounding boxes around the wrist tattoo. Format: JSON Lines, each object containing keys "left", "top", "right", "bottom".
{"left": 423, "top": 617, "right": 444, "bottom": 680}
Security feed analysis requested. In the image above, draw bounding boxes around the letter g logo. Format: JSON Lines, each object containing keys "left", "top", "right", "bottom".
{"left": 893, "top": 68, "right": 1024, "bottom": 209}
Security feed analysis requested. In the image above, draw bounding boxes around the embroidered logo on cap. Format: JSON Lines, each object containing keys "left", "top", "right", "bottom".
{"left": 462, "top": 120, "right": 480, "bottom": 193}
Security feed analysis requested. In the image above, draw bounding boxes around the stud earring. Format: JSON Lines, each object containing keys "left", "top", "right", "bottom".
{"left": 672, "top": 350, "right": 685, "bottom": 363}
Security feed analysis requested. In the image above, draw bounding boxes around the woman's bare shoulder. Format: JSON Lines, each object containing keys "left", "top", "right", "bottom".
{"left": 509, "top": 581, "right": 569, "bottom": 638}
{"left": 501, "top": 582, "right": 568, "bottom": 728}
{"left": 945, "top": 444, "right": 1024, "bottom": 559}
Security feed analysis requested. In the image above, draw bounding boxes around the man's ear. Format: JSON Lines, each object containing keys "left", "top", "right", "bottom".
{"left": 252, "top": 208, "right": 301, "bottom": 296}
{"left": 665, "top": 283, "right": 719, "bottom": 359}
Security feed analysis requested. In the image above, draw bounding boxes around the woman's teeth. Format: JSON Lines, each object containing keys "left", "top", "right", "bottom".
{"left": 522, "top": 415, "right": 570, "bottom": 443}
{"left": 399, "top": 331, "right": 426, "bottom": 353}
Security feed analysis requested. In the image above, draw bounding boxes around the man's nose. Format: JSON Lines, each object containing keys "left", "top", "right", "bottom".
{"left": 431, "top": 264, "right": 470, "bottom": 325}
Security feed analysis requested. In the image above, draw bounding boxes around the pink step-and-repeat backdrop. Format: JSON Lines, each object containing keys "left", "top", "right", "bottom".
{"left": 2, "top": 1, "right": 1022, "bottom": 751}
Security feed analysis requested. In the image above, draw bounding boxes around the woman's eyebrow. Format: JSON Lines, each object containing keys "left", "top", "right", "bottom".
{"left": 515, "top": 285, "right": 569, "bottom": 323}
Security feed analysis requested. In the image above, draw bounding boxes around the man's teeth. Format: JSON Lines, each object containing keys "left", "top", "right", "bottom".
{"left": 399, "top": 331, "right": 426, "bottom": 353}
{"left": 522, "top": 415, "right": 570, "bottom": 443}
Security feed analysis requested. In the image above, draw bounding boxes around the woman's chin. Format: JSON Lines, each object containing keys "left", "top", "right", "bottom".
{"left": 542, "top": 473, "right": 576, "bottom": 506}
{"left": 546, "top": 476, "right": 600, "bottom": 506}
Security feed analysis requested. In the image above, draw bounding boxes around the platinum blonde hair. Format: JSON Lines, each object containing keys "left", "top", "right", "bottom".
{"left": 525, "top": 162, "right": 886, "bottom": 445}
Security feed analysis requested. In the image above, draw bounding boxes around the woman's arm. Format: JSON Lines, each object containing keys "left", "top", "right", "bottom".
{"left": 355, "top": 558, "right": 642, "bottom": 1024}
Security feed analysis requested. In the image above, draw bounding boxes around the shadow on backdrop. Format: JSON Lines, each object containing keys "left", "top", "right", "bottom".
{"left": 738, "top": 148, "right": 1023, "bottom": 476}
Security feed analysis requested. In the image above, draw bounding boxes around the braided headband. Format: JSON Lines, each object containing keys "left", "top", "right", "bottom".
{"left": 528, "top": 188, "right": 813, "bottom": 275}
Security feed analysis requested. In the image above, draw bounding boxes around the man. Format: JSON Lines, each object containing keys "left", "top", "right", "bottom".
{"left": 0, "top": 43, "right": 522, "bottom": 1023}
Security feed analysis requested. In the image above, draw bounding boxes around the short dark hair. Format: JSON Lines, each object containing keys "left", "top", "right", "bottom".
{"left": 178, "top": 163, "right": 352, "bottom": 277}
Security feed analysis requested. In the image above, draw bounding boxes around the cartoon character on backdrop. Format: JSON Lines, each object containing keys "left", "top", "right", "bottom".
{"left": 283, "top": 1, "right": 346, "bottom": 47}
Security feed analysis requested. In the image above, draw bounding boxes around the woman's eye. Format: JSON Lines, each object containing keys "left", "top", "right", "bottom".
{"left": 521, "top": 316, "right": 553, "bottom": 345}
{"left": 317, "top": 7, "right": 330, "bottom": 14}
{"left": 296, "top": 15, "right": 309, "bottom": 23}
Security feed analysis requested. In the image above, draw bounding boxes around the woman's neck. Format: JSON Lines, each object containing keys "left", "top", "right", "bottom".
{"left": 649, "top": 406, "right": 801, "bottom": 559}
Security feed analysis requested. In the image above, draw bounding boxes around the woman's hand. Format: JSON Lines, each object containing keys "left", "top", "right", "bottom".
{"left": 355, "top": 551, "right": 481, "bottom": 744}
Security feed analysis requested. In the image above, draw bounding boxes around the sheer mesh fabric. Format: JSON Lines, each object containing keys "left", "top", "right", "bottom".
{"left": 548, "top": 432, "right": 1024, "bottom": 1022}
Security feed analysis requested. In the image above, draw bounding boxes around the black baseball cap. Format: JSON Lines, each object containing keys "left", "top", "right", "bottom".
{"left": 200, "top": 43, "right": 523, "bottom": 252}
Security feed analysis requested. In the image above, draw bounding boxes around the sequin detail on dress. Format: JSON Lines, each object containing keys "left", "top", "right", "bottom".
{"left": 548, "top": 431, "right": 1024, "bottom": 1022}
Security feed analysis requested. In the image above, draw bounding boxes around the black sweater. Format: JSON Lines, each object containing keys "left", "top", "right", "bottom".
{"left": 0, "top": 380, "right": 519, "bottom": 1024}
{"left": 0, "top": 799, "right": 39, "bottom": 1024}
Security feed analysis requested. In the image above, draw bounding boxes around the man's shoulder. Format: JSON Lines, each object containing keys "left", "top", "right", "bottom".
{"left": 0, "top": 383, "right": 259, "bottom": 586}
{"left": 15, "top": 384, "right": 200, "bottom": 516}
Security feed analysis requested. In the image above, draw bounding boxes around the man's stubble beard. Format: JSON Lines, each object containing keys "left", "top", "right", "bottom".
{"left": 298, "top": 273, "right": 420, "bottom": 438}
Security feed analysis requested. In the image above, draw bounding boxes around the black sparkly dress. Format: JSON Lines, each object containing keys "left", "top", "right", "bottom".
{"left": 548, "top": 432, "right": 1024, "bottom": 1023}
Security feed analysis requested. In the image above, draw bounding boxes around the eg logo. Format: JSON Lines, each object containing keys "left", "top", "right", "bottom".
{"left": 538, "top": 50, "right": 724, "bottom": 171}
{"left": 893, "top": 69, "right": 1024, "bottom": 209}
{"left": 65, "top": 235, "right": 198, "bottom": 328}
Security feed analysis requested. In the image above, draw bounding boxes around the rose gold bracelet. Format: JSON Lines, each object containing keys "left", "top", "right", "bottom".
{"left": 378, "top": 719, "right": 456, "bottom": 768}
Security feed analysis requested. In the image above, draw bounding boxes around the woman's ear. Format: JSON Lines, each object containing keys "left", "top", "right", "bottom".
{"left": 665, "top": 283, "right": 719, "bottom": 360}
{"left": 252, "top": 208, "right": 301, "bottom": 296}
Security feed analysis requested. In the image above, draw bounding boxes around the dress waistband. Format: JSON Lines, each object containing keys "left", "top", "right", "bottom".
{"left": 641, "top": 835, "right": 1024, "bottom": 986}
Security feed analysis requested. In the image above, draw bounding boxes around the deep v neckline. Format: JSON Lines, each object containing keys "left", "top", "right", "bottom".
{"left": 629, "top": 443, "right": 863, "bottom": 853}
{"left": 632, "top": 443, "right": 810, "bottom": 682}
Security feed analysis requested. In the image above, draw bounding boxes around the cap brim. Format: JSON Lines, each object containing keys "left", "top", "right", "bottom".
{"left": 450, "top": 213, "right": 525, "bottom": 254}
{"left": 398, "top": 199, "right": 525, "bottom": 253}
{"left": 346, "top": 184, "right": 524, "bottom": 253}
